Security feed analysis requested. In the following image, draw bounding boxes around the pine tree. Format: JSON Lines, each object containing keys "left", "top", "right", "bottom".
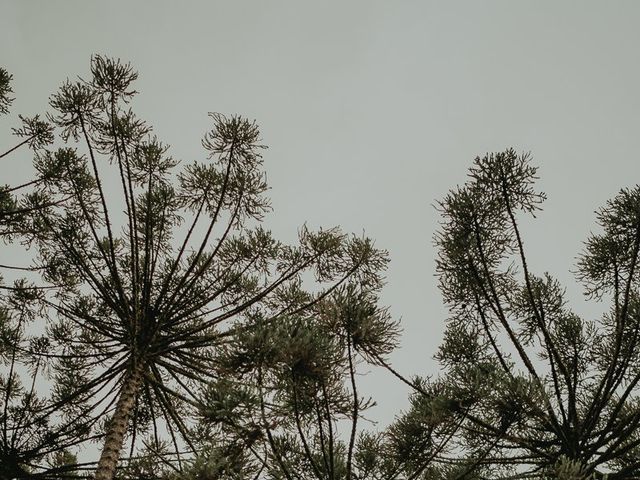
{"left": 189, "top": 284, "right": 400, "bottom": 480}
{"left": 6, "top": 56, "right": 390, "bottom": 480}
{"left": 170, "top": 282, "right": 467, "bottom": 480}
{"left": 1, "top": 67, "right": 88, "bottom": 480}
{"left": 431, "top": 150, "right": 640, "bottom": 479}
{"left": 1, "top": 67, "right": 55, "bottom": 233}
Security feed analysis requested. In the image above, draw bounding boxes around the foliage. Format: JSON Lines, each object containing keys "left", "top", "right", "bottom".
{"left": 431, "top": 149, "right": 640, "bottom": 479}
{"left": 1, "top": 66, "right": 84, "bottom": 480}
{"left": 190, "top": 283, "right": 401, "bottom": 480}
{"left": 1, "top": 56, "right": 393, "bottom": 479}
{"left": 5, "top": 56, "right": 640, "bottom": 480}
{"left": 0, "top": 68, "right": 13, "bottom": 116}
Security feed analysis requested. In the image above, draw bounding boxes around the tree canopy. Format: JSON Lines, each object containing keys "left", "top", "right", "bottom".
{"left": 0, "top": 57, "right": 396, "bottom": 479}
{"left": 2, "top": 57, "right": 640, "bottom": 480}
{"left": 431, "top": 150, "right": 640, "bottom": 479}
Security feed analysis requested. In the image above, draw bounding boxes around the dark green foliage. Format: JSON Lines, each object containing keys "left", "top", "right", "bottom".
{"left": 0, "top": 68, "right": 13, "bottom": 116}
{"left": 189, "top": 275, "right": 466, "bottom": 480}
{"left": 12, "top": 115, "right": 55, "bottom": 151}
{"left": 1, "top": 67, "right": 83, "bottom": 480}
{"left": 430, "top": 149, "right": 640, "bottom": 479}
{"left": 7, "top": 53, "right": 640, "bottom": 480}
{"left": 193, "top": 286, "right": 394, "bottom": 480}
{"left": 0, "top": 283, "right": 91, "bottom": 479}
{"left": 1, "top": 56, "right": 395, "bottom": 478}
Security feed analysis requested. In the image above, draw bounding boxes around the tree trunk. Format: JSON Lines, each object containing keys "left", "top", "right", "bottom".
{"left": 94, "top": 361, "right": 144, "bottom": 480}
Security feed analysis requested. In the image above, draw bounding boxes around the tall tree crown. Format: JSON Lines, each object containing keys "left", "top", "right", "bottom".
{"left": 1, "top": 56, "right": 390, "bottom": 479}
{"left": 433, "top": 149, "right": 640, "bottom": 479}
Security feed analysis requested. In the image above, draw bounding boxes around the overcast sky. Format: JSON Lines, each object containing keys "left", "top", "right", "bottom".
{"left": 2, "top": 1, "right": 640, "bottom": 429}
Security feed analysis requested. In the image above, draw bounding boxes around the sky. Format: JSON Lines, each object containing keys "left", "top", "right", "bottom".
{"left": 2, "top": 1, "right": 640, "bottom": 431}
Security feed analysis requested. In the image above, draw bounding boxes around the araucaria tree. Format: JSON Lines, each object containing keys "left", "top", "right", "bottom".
{"left": 188, "top": 284, "right": 461, "bottom": 480}
{"left": 9, "top": 55, "right": 640, "bottom": 480}
{"left": 432, "top": 150, "right": 640, "bottom": 479}
{"left": 2, "top": 67, "right": 92, "bottom": 479}
{"left": 3, "top": 56, "right": 388, "bottom": 480}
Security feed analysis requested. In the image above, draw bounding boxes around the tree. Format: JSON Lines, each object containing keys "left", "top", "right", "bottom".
{"left": 162, "top": 281, "right": 470, "bottom": 480}
{"left": 0, "top": 68, "right": 13, "bottom": 117}
{"left": 5, "top": 56, "right": 390, "bottom": 480}
{"left": 1, "top": 67, "right": 55, "bottom": 233}
{"left": 430, "top": 149, "right": 640, "bottom": 479}
{"left": 190, "top": 286, "right": 402, "bottom": 480}
{"left": 1, "top": 67, "right": 88, "bottom": 480}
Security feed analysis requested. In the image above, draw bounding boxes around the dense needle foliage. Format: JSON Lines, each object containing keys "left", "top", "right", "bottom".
{"left": 0, "top": 57, "right": 391, "bottom": 479}
{"left": 1, "top": 65, "right": 88, "bottom": 480}
{"left": 431, "top": 150, "right": 640, "bottom": 479}
{"left": 4, "top": 57, "right": 640, "bottom": 480}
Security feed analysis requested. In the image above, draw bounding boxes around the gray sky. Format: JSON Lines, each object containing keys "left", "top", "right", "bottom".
{"left": 2, "top": 1, "right": 640, "bottom": 429}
